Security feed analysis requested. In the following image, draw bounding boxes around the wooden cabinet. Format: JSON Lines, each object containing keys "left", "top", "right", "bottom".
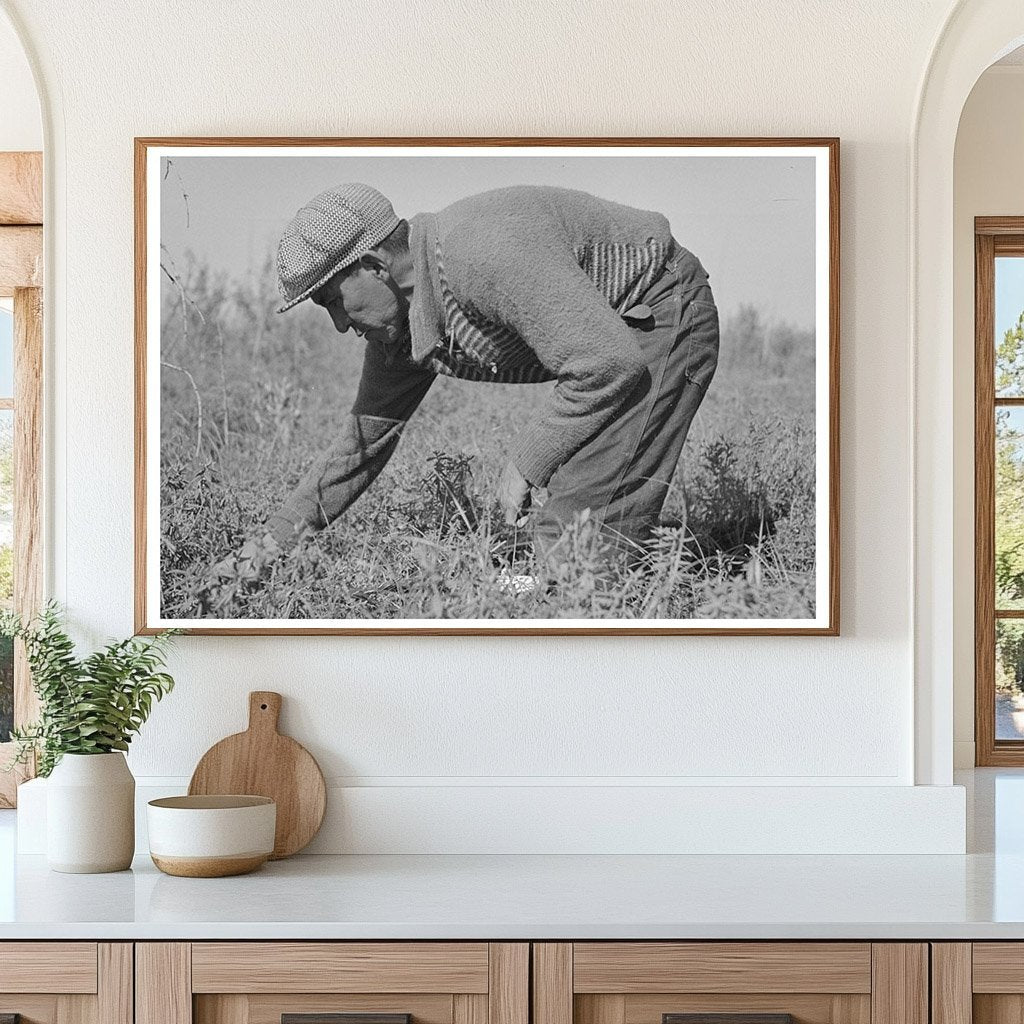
{"left": 136, "top": 944, "right": 528, "bottom": 1024}
{"left": 532, "top": 944, "right": 928, "bottom": 1024}
{"left": 0, "top": 938, "right": 958, "bottom": 1024}
{"left": 932, "top": 943, "right": 1024, "bottom": 1024}
{"left": 0, "top": 943, "right": 132, "bottom": 1024}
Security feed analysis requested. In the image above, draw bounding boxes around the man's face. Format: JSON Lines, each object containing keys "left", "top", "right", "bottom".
{"left": 311, "top": 258, "right": 406, "bottom": 347}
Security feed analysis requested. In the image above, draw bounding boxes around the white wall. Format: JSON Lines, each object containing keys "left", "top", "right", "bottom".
{"left": 2, "top": 0, "right": 974, "bottom": 852}
{"left": 0, "top": 12, "right": 39, "bottom": 152}
{"left": 952, "top": 66, "right": 1024, "bottom": 767}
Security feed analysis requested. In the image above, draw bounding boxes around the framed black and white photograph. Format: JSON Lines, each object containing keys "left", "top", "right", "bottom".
{"left": 135, "top": 137, "right": 839, "bottom": 635}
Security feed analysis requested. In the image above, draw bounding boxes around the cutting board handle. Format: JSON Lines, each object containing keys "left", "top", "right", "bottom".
{"left": 248, "top": 691, "right": 282, "bottom": 734}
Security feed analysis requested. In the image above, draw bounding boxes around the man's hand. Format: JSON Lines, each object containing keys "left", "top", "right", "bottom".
{"left": 498, "top": 460, "right": 533, "bottom": 526}
{"left": 201, "top": 532, "right": 283, "bottom": 614}
{"left": 212, "top": 532, "right": 283, "bottom": 583}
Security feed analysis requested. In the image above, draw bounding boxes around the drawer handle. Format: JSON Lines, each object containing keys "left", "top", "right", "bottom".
{"left": 283, "top": 1016, "right": 411, "bottom": 1024}
{"left": 664, "top": 1016, "right": 795, "bottom": 1024}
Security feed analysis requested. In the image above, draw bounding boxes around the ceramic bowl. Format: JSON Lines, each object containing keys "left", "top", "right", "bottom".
{"left": 147, "top": 795, "right": 276, "bottom": 877}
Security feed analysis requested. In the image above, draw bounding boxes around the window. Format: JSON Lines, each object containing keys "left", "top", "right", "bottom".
{"left": 0, "top": 149, "right": 43, "bottom": 806}
{"left": 975, "top": 219, "right": 1024, "bottom": 764}
{"left": 0, "top": 289, "right": 41, "bottom": 804}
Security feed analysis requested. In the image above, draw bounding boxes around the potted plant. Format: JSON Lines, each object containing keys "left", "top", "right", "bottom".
{"left": 2, "top": 603, "right": 177, "bottom": 873}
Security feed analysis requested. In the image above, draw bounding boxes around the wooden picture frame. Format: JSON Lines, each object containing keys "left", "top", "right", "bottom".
{"left": 135, "top": 137, "right": 840, "bottom": 636}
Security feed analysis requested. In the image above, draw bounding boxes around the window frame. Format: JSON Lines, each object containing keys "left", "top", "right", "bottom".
{"left": 0, "top": 151, "right": 43, "bottom": 807}
{"left": 975, "top": 217, "right": 1024, "bottom": 765}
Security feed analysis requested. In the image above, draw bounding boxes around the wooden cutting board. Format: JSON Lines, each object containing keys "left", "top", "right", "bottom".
{"left": 188, "top": 691, "right": 327, "bottom": 859}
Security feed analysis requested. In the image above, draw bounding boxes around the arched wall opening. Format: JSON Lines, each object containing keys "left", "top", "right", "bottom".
{"left": 914, "top": 1, "right": 1024, "bottom": 785}
{"left": 951, "top": 49, "right": 1024, "bottom": 767}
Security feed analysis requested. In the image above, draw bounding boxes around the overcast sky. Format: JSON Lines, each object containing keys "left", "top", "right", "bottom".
{"left": 160, "top": 150, "right": 818, "bottom": 329}
{"left": 997, "top": 257, "right": 1024, "bottom": 340}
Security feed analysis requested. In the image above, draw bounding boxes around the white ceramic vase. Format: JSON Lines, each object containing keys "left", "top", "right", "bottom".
{"left": 46, "top": 752, "right": 135, "bottom": 873}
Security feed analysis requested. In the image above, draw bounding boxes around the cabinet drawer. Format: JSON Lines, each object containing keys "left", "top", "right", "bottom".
{"left": 570, "top": 943, "right": 872, "bottom": 1024}
{"left": 0, "top": 942, "right": 98, "bottom": 994}
{"left": 572, "top": 944, "right": 872, "bottom": 994}
{"left": 534, "top": 944, "right": 925, "bottom": 1024}
{"left": 0, "top": 943, "right": 130, "bottom": 1024}
{"left": 191, "top": 944, "right": 490, "bottom": 994}
{"left": 973, "top": 944, "right": 1024, "bottom": 992}
{"left": 936, "top": 942, "right": 1024, "bottom": 1024}
{"left": 139, "top": 943, "right": 528, "bottom": 1024}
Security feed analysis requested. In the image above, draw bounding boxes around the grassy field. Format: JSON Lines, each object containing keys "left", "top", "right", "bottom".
{"left": 158, "top": 261, "right": 817, "bottom": 621}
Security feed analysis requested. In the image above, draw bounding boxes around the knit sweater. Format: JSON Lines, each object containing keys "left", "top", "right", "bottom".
{"left": 267, "top": 185, "right": 675, "bottom": 545}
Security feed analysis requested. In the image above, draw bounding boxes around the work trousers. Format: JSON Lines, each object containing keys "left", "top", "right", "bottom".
{"left": 534, "top": 243, "right": 720, "bottom": 557}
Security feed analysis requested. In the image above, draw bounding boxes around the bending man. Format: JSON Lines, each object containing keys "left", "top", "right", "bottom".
{"left": 229, "top": 182, "right": 719, "bottom": 573}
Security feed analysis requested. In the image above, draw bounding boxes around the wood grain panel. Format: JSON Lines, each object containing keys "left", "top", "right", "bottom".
{"left": 453, "top": 995, "right": 487, "bottom": 1024}
{"left": 98, "top": 945, "right": 133, "bottom": 1024}
{"left": 576, "top": 996, "right": 625, "bottom": 1024}
{"left": 136, "top": 943, "right": 192, "bottom": 1024}
{"left": 194, "top": 996, "right": 248, "bottom": 1024}
{"left": 830, "top": 996, "right": 872, "bottom": 1024}
{"left": 0, "top": 226, "right": 42, "bottom": 296}
{"left": 238, "top": 994, "right": 454, "bottom": 1024}
{"left": 974, "top": 996, "right": 1024, "bottom": 1024}
{"left": 573, "top": 944, "right": 872, "bottom": 994}
{"left": 192, "top": 944, "right": 489, "bottom": 994}
{"left": 870, "top": 945, "right": 927, "bottom": 1024}
{"left": 56, "top": 994, "right": 95, "bottom": 1024}
{"left": 133, "top": 134, "right": 148, "bottom": 634}
{"left": 0, "top": 152, "right": 42, "bottom": 225}
{"left": 931, "top": 945, "right": 971, "bottom": 1024}
{"left": 977, "top": 218, "right": 1024, "bottom": 236}
{"left": 0, "top": 995, "right": 59, "bottom": 1024}
{"left": 534, "top": 944, "right": 572, "bottom": 1024}
{"left": 622, "top": 994, "right": 870, "bottom": 1024}
{"left": 488, "top": 944, "right": 528, "bottom": 1024}
{"left": 973, "top": 944, "right": 1024, "bottom": 992}
{"left": 0, "top": 943, "right": 97, "bottom": 993}
{"left": 976, "top": 229, "right": 999, "bottom": 766}
{"left": 826, "top": 128, "right": 841, "bottom": 636}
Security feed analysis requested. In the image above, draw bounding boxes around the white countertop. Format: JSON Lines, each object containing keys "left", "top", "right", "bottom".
{"left": 0, "top": 849, "right": 1021, "bottom": 940}
{"left": 1, "top": 768, "right": 1022, "bottom": 941}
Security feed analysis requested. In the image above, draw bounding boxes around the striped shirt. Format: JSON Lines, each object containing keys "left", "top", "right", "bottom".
{"left": 428, "top": 236, "right": 672, "bottom": 383}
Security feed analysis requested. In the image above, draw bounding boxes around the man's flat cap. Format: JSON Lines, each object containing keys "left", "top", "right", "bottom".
{"left": 276, "top": 182, "right": 400, "bottom": 312}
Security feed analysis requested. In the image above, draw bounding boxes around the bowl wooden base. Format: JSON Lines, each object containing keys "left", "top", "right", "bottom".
{"left": 151, "top": 853, "right": 268, "bottom": 878}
